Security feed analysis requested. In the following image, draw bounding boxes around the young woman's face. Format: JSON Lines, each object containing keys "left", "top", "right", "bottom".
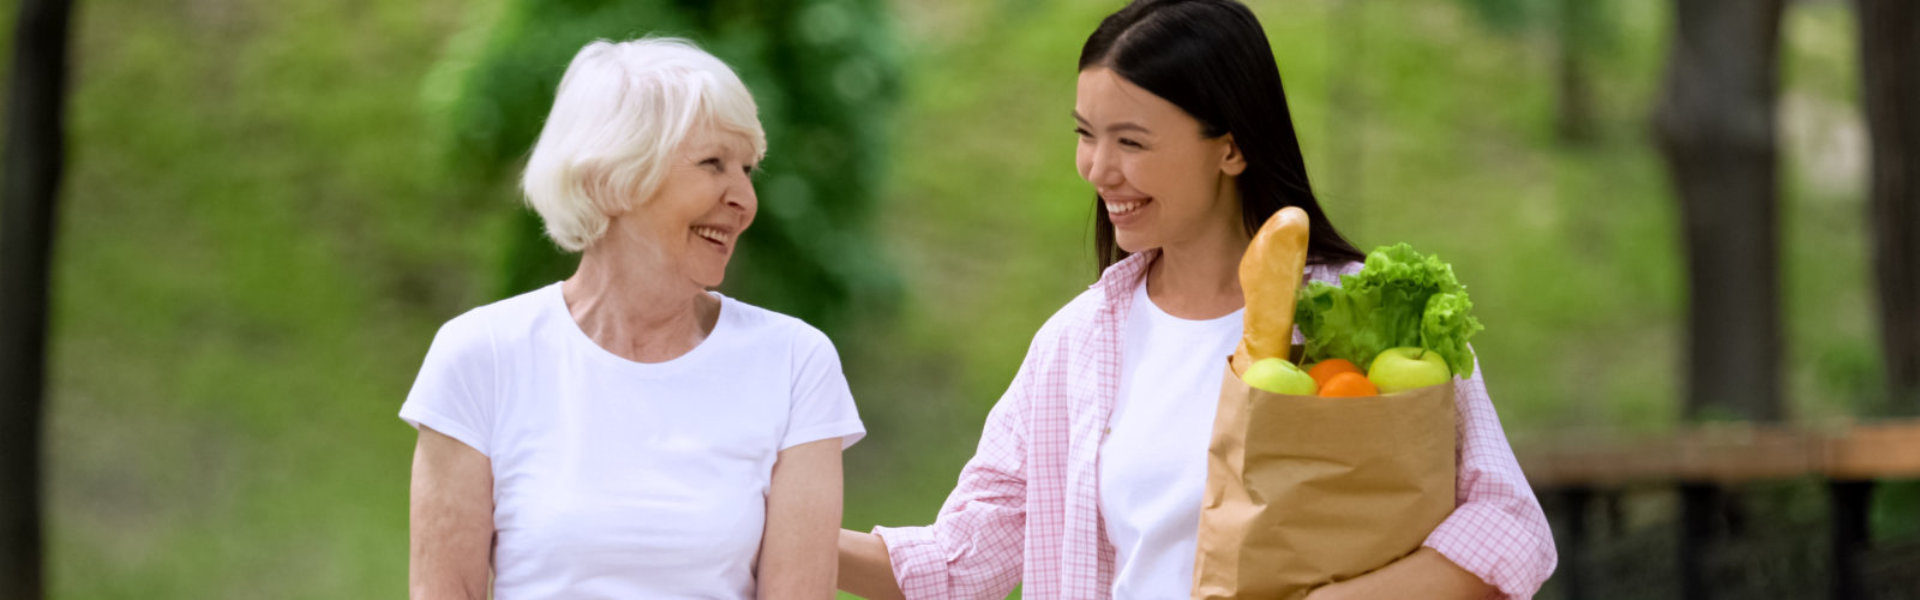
{"left": 1074, "top": 67, "right": 1245, "bottom": 255}
{"left": 622, "top": 124, "right": 759, "bottom": 289}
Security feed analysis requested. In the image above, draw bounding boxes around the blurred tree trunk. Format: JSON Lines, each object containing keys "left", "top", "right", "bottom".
{"left": 1652, "top": 0, "right": 1787, "bottom": 423}
{"left": 0, "top": 0, "right": 73, "bottom": 597}
{"left": 1555, "top": 0, "right": 1597, "bottom": 144}
{"left": 1856, "top": 0, "right": 1920, "bottom": 417}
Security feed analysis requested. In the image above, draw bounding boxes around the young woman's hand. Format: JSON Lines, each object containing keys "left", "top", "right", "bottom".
{"left": 1301, "top": 548, "right": 1495, "bottom": 600}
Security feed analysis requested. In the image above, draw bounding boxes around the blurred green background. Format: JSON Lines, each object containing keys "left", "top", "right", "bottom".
{"left": 15, "top": 0, "right": 1898, "bottom": 597}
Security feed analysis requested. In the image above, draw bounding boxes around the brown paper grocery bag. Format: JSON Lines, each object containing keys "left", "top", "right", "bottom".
{"left": 1192, "top": 364, "right": 1457, "bottom": 600}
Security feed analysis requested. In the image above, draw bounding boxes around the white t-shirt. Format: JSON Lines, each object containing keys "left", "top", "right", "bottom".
{"left": 400, "top": 283, "right": 865, "bottom": 600}
{"left": 1101, "top": 280, "right": 1244, "bottom": 598}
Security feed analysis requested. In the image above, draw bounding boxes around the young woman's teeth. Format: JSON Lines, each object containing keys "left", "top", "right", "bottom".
{"left": 1107, "top": 200, "right": 1145, "bottom": 216}
{"left": 693, "top": 226, "right": 728, "bottom": 244}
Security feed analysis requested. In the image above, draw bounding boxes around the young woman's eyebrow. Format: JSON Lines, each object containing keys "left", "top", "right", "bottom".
{"left": 1072, "top": 111, "right": 1152, "bottom": 135}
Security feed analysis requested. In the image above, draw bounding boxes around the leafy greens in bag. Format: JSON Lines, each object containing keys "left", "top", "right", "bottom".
{"left": 1293, "top": 243, "right": 1484, "bottom": 378}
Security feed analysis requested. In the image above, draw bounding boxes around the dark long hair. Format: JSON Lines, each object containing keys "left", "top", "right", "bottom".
{"left": 1081, "top": 0, "right": 1365, "bottom": 272}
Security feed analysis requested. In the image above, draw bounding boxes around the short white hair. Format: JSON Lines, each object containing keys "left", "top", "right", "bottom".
{"left": 521, "top": 38, "right": 768, "bottom": 252}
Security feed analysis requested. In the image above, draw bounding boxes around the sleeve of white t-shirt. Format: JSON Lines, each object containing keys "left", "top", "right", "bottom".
{"left": 782, "top": 326, "right": 866, "bottom": 450}
{"left": 399, "top": 313, "right": 497, "bottom": 457}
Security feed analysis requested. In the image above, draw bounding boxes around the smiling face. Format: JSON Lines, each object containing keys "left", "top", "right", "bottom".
{"left": 612, "top": 123, "right": 760, "bottom": 289}
{"left": 1074, "top": 67, "right": 1246, "bottom": 255}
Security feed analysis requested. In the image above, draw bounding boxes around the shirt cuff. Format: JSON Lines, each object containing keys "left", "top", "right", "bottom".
{"left": 399, "top": 406, "right": 489, "bottom": 458}
{"left": 1423, "top": 501, "right": 1554, "bottom": 599}
{"left": 872, "top": 524, "right": 943, "bottom": 598}
{"left": 781, "top": 419, "right": 867, "bottom": 451}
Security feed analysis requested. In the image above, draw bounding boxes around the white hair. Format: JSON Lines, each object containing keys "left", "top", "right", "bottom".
{"left": 521, "top": 38, "right": 768, "bottom": 252}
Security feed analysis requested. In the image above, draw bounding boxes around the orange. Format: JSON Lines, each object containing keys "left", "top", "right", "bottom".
{"left": 1318, "top": 371, "right": 1378, "bottom": 397}
{"left": 1307, "top": 359, "right": 1363, "bottom": 389}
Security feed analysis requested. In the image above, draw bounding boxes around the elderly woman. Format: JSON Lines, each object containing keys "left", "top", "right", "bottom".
{"left": 402, "top": 38, "right": 863, "bottom": 599}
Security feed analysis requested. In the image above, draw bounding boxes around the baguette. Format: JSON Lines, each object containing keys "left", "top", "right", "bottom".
{"left": 1230, "top": 206, "right": 1311, "bottom": 376}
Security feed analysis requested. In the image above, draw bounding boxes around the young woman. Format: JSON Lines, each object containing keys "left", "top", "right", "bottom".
{"left": 838, "top": 1, "right": 1555, "bottom": 598}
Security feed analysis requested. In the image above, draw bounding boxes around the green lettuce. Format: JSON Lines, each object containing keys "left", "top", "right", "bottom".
{"left": 1293, "top": 243, "right": 1484, "bottom": 377}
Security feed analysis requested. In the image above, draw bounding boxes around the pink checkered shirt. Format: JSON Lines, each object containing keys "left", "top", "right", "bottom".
{"left": 873, "top": 251, "right": 1558, "bottom": 599}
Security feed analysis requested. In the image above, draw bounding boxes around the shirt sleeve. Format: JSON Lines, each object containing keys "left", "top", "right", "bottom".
{"left": 872, "top": 372, "right": 1029, "bottom": 600}
{"left": 781, "top": 326, "right": 866, "bottom": 450}
{"left": 1422, "top": 357, "right": 1559, "bottom": 598}
{"left": 398, "top": 314, "right": 498, "bottom": 457}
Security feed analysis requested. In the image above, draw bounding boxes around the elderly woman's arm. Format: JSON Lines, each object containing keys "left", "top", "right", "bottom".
{"left": 409, "top": 426, "right": 493, "bottom": 600}
{"left": 759, "top": 438, "right": 844, "bottom": 600}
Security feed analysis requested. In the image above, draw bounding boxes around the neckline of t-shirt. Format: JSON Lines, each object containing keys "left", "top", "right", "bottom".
{"left": 1131, "top": 279, "right": 1244, "bottom": 329}
{"left": 546, "top": 282, "right": 735, "bottom": 377}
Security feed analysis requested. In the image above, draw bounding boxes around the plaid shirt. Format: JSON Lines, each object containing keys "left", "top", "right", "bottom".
{"left": 874, "top": 251, "right": 1557, "bottom": 599}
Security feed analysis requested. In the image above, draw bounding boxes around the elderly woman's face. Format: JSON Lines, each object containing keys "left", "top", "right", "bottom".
{"left": 637, "top": 125, "right": 759, "bottom": 288}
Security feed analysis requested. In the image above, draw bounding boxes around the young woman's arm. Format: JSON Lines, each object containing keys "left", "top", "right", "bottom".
{"left": 1319, "top": 358, "right": 1557, "bottom": 598}
{"left": 838, "top": 530, "right": 904, "bottom": 600}
{"left": 409, "top": 426, "right": 493, "bottom": 600}
{"left": 759, "top": 438, "right": 844, "bottom": 600}
{"left": 1305, "top": 548, "right": 1492, "bottom": 600}
{"left": 840, "top": 368, "right": 1036, "bottom": 599}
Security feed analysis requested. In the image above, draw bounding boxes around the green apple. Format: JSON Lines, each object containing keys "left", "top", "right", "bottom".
{"left": 1242, "top": 358, "right": 1318, "bottom": 395}
{"left": 1367, "top": 347, "right": 1453, "bottom": 393}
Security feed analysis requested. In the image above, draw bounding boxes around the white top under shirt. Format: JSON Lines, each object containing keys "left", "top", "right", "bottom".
{"left": 399, "top": 283, "right": 865, "bottom": 600}
{"left": 1101, "top": 280, "right": 1245, "bottom": 598}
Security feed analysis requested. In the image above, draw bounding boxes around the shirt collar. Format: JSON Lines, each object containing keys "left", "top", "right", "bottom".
{"left": 1091, "top": 250, "right": 1158, "bottom": 301}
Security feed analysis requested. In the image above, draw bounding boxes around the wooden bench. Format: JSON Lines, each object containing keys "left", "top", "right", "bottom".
{"left": 1516, "top": 419, "right": 1920, "bottom": 599}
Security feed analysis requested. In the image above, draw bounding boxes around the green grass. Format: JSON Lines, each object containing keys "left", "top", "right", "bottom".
{"left": 45, "top": 0, "right": 489, "bottom": 596}
{"left": 24, "top": 0, "right": 1890, "bottom": 597}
